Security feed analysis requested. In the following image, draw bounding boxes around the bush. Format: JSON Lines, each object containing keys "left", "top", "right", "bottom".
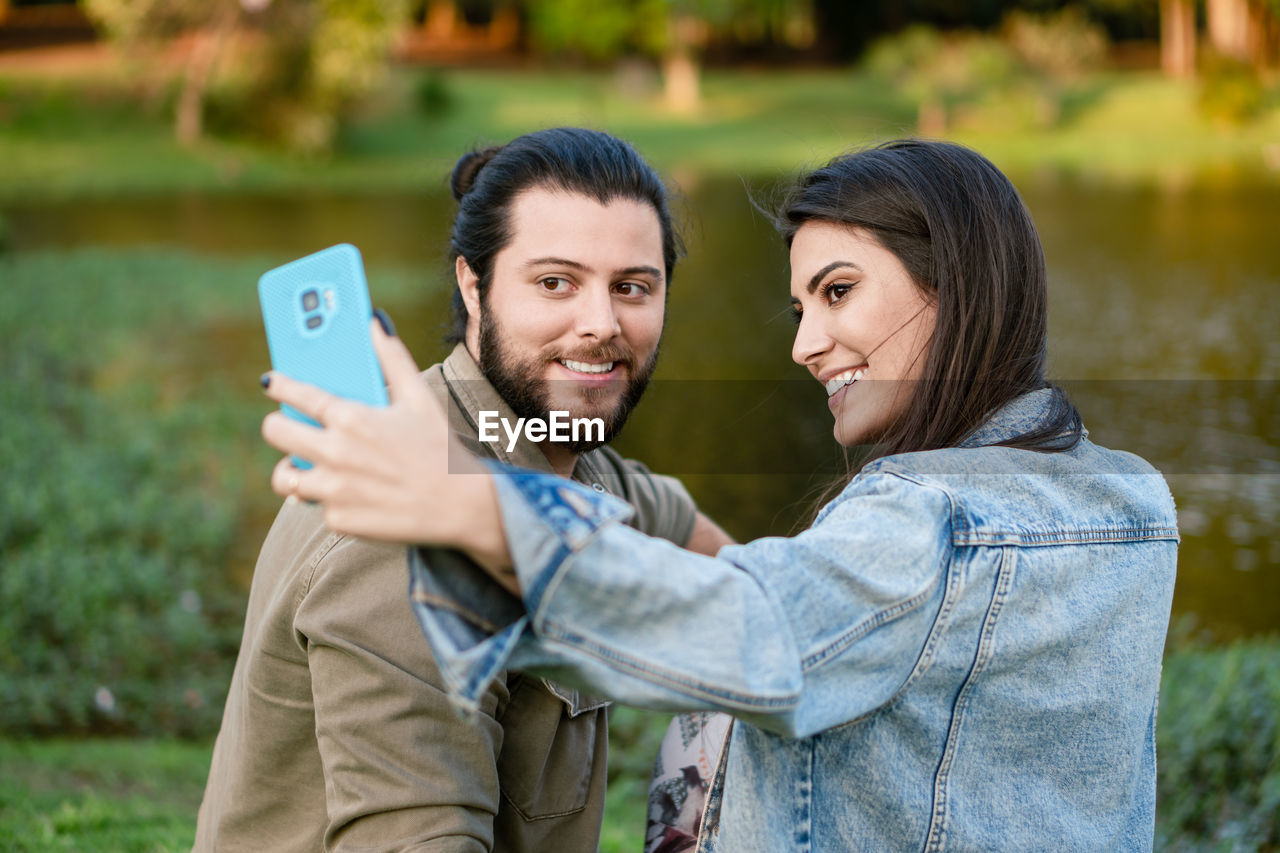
{"left": 413, "top": 70, "right": 454, "bottom": 119}
{"left": 1157, "top": 635, "right": 1280, "bottom": 850}
{"left": 1199, "top": 51, "right": 1267, "bottom": 125}
{"left": 0, "top": 249, "right": 273, "bottom": 737}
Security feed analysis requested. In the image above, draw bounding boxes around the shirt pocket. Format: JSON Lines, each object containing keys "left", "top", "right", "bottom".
{"left": 496, "top": 677, "right": 609, "bottom": 819}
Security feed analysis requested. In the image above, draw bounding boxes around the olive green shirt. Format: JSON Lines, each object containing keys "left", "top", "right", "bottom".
{"left": 194, "top": 345, "right": 697, "bottom": 852}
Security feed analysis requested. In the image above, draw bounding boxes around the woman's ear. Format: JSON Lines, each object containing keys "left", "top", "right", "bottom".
{"left": 456, "top": 257, "right": 482, "bottom": 320}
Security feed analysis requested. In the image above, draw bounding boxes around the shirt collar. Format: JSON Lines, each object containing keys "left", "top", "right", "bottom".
{"left": 959, "top": 387, "right": 1086, "bottom": 448}
{"left": 441, "top": 344, "right": 557, "bottom": 474}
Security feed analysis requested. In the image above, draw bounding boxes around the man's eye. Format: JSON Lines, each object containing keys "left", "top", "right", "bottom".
{"left": 539, "top": 277, "right": 570, "bottom": 292}
{"left": 615, "top": 282, "right": 648, "bottom": 297}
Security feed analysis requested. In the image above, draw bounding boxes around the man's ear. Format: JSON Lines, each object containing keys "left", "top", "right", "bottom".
{"left": 456, "top": 256, "right": 483, "bottom": 320}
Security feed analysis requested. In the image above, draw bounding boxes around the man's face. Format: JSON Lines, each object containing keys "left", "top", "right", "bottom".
{"left": 462, "top": 187, "right": 667, "bottom": 452}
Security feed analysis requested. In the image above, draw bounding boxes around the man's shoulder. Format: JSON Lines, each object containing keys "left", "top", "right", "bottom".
{"left": 250, "top": 499, "right": 405, "bottom": 598}
{"left": 578, "top": 445, "right": 697, "bottom": 544}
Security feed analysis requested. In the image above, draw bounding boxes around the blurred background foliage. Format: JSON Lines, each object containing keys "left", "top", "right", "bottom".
{"left": 0, "top": 0, "right": 1278, "bottom": 850}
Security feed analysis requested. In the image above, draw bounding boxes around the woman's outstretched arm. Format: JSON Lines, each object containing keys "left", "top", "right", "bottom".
{"left": 262, "top": 321, "right": 949, "bottom": 736}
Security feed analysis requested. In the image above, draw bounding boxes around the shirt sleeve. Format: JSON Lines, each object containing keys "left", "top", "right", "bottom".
{"left": 413, "top": 462, "right": 955, "bottom": 738}
{"left": 296, "top": 535, "right": 505, "bottom": 852}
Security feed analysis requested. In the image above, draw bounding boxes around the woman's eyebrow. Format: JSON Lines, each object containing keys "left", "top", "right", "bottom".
{"left": 808, "top": 261, "right": 862, "bottom": 293}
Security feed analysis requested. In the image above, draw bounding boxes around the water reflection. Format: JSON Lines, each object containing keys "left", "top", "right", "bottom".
{"left": 4, "top": 175, "right": 1277, "bottom": 640}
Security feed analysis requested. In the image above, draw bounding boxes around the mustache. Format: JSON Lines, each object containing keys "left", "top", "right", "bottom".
{"left": 549, "top": 343, "right": 633, "bottom": 365}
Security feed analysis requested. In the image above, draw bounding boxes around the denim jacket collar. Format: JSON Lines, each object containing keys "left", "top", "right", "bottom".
{"left": 958, "top": 387, "right": 1087, "bottom": 448}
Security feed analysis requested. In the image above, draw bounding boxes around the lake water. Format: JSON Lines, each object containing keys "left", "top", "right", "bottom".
{"left": 5, "top": 175, "right": 1277, "bottom": 640}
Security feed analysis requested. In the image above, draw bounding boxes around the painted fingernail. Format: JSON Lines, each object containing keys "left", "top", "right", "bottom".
{"left": 373, "top": 308, "right": 397, "bottom": 337}
{"left": 260, "top": 372, "right": 271, "bottom": 389}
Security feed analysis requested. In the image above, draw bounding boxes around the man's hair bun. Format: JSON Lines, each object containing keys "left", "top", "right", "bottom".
{"left": 450, "top": 145, "right": 503, "bottom": 201}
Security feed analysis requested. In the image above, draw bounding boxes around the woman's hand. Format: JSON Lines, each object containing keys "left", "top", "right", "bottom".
{"left": 260, "top": 321, "right": 515, "bottom": 586}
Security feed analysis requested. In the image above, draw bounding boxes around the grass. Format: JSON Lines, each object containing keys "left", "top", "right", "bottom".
{"left": 1, "top": 61, "right": 1278, "bottom": 202}
{"left": 0, "top": 738, "right": 211, "bottom": 852}
{"left": 0, "top": 711, "right": 671, "bottom": 852}
{"left": 4, "top": 637, "right": 1278, "bottom": 851}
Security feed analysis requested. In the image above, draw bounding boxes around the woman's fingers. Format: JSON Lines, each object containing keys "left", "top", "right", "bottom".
{"left": 370, "top": 319, "right": 429, "bottom": 408}
{"left": 269, "top": 455, "right": 309, "bottom": 499}
{"left": 263, "top": 370, "right": 341, "bottom": 425}
{"left": 261, "top": 409, "right": 328, "bottom": 462}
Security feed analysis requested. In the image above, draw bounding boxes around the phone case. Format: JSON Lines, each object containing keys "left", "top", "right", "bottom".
{"left": 258, "top": 243, "right": 388, "bottom": 469}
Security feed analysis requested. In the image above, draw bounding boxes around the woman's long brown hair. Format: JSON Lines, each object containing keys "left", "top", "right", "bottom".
{"left": 776, "top": 139, "right": 1082, "bottom": 496}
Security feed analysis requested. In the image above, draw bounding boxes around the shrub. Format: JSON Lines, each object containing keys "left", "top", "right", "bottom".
{"left": 1198, "top": 51, "right": 1267, "bottom": 125}
{"left": 0, "top": 249, "right": 272, "bottom": 737}
{"left": 1156, "top": 635, "right": 1280, "bottom": 850}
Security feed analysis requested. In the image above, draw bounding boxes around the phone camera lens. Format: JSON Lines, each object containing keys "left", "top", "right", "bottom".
{"left": 306, "top": 315, "right": 323, "bottom": 330}
{"left": 301, "top": 289, "right": 320, "bottom": 311}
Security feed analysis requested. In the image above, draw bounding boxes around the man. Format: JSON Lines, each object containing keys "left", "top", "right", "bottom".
{"left": 195, "top": 127, "right": 732, "bottom": 852}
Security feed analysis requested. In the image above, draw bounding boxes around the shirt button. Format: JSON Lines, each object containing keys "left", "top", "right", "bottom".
{"left": 591, "top": 483, "right": 606, "bottom": 493}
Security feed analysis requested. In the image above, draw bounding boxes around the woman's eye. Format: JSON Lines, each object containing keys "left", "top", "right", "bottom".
{"left": 539, "top": 277, "right": 570, "bottom": 292}
{"left": 789, "top": 306, "right": 803, "bottom": 325}
{"left": 821, "top": 282, "right": 853, "bottom": 305}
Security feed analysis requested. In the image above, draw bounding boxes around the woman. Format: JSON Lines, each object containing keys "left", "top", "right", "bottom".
{"left": 261, "top": 139, "right": 1179, "bottom": 851}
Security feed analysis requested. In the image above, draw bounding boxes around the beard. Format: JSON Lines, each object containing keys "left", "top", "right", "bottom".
{"left": 478, "top": 307, "right": 659, "bottom": 455}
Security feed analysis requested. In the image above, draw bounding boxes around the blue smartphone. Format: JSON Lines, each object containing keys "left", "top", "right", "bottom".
{"left": 258, "top": 243, "right": 388, "bottom": 469}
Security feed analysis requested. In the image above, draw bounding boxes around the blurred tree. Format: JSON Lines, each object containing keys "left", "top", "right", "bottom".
{"left": 1206, "top": 0, "right": 1278, "bottom": 63}
{"left": 81, "top": 0, "right": 413, "bottom": 153}
{"left": 526, "top": 0, "right": 815, "bottom": 112}
{"left": 863, "top": 25, "right": 1019, "bottom": 134}
{"left": 1089, "top": 0, "right": 1196, "bottom": 75}
{"left": 866, "top": 9, "right": 1109, "bottom": 133}
{"left": 1161, "top": 0, "right": 1197, "bottom": 76}
{"left": 1004, "top": 7, "right": 1108, "bottom": 123}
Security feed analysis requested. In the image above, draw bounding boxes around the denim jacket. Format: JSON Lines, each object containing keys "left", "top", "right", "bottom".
{"left": 409, "top": 390, "right": 1179, "bottom": 852}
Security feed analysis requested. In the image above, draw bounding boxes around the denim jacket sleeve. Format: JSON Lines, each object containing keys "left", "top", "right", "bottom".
{"left": 409, "top": 462, "right": 954, "bottom": 738}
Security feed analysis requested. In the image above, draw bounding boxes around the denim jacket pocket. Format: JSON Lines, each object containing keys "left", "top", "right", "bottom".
{"left": 496, "top": 676, "right": 608, "bottom": 819}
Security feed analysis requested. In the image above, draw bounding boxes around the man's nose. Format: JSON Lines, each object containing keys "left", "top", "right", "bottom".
{"left": 574, "top": 286, "right": 621, "bottom": 341}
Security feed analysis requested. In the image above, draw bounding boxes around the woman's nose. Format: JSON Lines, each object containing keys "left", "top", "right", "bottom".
{"left": 791, "top": 312, "right": 831, "bottom": 367}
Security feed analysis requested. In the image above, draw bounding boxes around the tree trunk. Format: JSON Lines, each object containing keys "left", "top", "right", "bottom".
{"left": 1207, "top": 0, "right": 1251, "bottom": 59}
{"left": 175, "top": 6, "right": 237, "bottom": 147}
{"left": 662, "top": 14, "right": 705, "bottom": 113}
{"left": 1160, "top": 0, "right": 1197, "bottom": 78}
{"left": 662, "top": 50, "right": 701, "bottom": 113}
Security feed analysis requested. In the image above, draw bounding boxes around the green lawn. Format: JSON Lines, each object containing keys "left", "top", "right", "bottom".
{"left": 1, "top": 63, "right": 1278, "bottom": 203}
{"left": 0, "top": 738, "right": 211, "bottom": 852}
{"left": 0, "top": 709, "right": 670, "bottom": 852}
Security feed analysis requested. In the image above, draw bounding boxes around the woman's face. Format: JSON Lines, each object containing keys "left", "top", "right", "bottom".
{"left": 790, "top": 221, "right": 936, "bottom": 447}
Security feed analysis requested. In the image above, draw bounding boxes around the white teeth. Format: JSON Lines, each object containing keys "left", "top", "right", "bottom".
{"left": 560, "top": 359, "right": 615, "bottom": 375}
{"left": 824, "top": 368, "right": 866, "bottom": 397}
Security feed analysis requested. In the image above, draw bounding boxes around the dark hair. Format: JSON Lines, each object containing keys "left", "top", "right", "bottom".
{"left": 444, "top": 127, "right": 683, "bottom": 344}
{"left": 778, "top": 139, "right": 1081, "bottom": 468}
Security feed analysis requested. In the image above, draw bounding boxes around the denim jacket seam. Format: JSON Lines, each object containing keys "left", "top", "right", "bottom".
{"left": 954, "top": 526, "right": 1180, "bottom": 546}
{"left": 799, "top": 566, "right": 946, "bottom": 674}
{"left": 825, "top": 546, "right": 962, "bottom": 733}
{"left": 536, "top": 620, "right": 799, "bottom": 710}
{"left": 803, "top": 471, "right": 959, "bottom": 677}
{"left": 925, "top": 546, "right": 1017, "bottom": 852}
{"left": 523, "top": 539, "right": 574, "bottom": 627}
